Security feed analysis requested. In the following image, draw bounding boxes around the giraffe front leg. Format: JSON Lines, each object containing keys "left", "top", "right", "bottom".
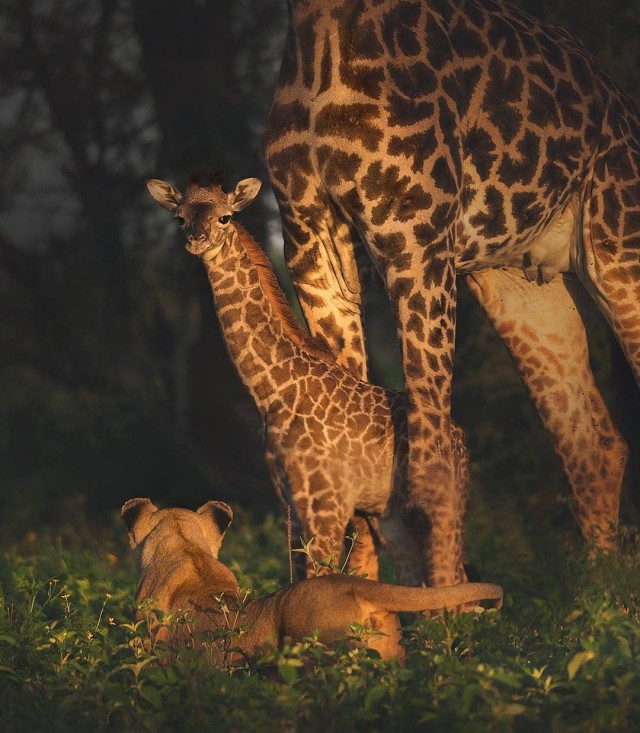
{"left": 301, "top": 507, "right": 353, "bottom": 577}
{"left": 264, "top": 443, "right": 308, "bottom": 581}
{"left": 388, "top": 395, "right": 471, "bottom": 586}
{"left": 467, "top": 268, "right": 627, "bottom": 552}
{"left": 284, "top": 493, "right": 351, "bottom": 578}
{"left": 277, "top": 209, "right": 385, "bottom": 575}
{"left": 267, "top": 138, "right": 370, "bottom": 379}
{"left": 344, "top": 515, "right": 380, "bottom": 580}
{"left": 450, "top": 422, "right": 474, "bottom": 576}
{"left": 579, "top": 110, "right": 640, "bottom": 389}
{"left": 385, "top": 240, "right": 466, "bottom": 587}
{"left": 279, "top": 457, "right": 354, "bottom": 577}
{"left": 378, "top": 513, "right": 424, "bottom": 587}
{"left": 278, "top": 200, "right": 370, "bottom": 380}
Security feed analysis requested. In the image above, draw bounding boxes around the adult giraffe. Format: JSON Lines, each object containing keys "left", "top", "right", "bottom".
{"left": 264, "top": 0, "right": 637, "bottom": 585}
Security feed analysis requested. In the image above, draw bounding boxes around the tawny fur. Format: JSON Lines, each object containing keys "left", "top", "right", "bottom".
{"left": 122, "top": 498, "right": 502, "bottom": 663}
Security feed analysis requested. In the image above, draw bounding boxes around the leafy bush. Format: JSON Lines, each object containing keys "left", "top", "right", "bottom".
{"left": 2, "top": 510, "right": 640, "bottom": 732}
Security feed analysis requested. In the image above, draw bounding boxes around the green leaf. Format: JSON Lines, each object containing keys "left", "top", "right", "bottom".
{"left": 119, "top": 656, "right": 157, "bottom": 680}
{"left": 278, "top": 662, "right": 299, "bottom": 684}
{"left": 164, "top": 666, "right": 179, "bottom": 684}
{"left": 491, "top": 669, "right": 523, "bottom": 688}
{"left": 139, "top": 685, "right": 163, "bottom": 710}
{"left": 615, "top": 635, "right": 632, "bottom": 661}
{"left": 364, "top": 684, "right": 387, "bottom": 713}
{"left": 565, "top": 609, "right": 582, "bottom": 623}
{"left": 567, "top": 650, "right": 596, "bottom": 680}
{"left": 499, "top": 703, "right": 527, "bottom": 717}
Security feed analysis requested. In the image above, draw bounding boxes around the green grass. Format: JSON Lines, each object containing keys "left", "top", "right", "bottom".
{"left": 1, "top": 508, "right": 640, "bottom": 733}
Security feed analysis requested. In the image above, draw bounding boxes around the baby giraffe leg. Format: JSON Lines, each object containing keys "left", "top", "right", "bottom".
{"left": 345, "top": 515, "right": 380, "bottom": 579}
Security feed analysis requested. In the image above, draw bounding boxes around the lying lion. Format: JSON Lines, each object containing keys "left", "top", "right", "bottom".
{"left": 122, "top": 498, "right": 503, "bottom": 662}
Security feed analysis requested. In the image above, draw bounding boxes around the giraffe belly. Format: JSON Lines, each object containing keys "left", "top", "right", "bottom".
{"left": 456, "top": 190, "right": 582, "bottom": 283}
{"left": 270, "top": 392, "right": 398, "bottom": 518}
{"left": 351, "top": 461, "right": 396, "bottom": 516}
{"left": 321, "top": 425, "right": 396, "bottom": 517}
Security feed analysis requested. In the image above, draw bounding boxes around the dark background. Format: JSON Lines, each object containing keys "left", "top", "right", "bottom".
{"left": 2, "top": 0, "right": 639, "bottom": 547}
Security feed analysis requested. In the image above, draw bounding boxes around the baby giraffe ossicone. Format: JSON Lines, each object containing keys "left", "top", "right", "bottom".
{"left": 147, "top": 171, "right": 470, "bottom": 586}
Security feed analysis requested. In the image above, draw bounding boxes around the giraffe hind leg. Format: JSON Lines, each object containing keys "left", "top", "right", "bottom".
{"left": 467, "top": 268, "right": 627, "bottom": 552}
{"left": 576, "top": 105, "right": 640, "bottom": 384}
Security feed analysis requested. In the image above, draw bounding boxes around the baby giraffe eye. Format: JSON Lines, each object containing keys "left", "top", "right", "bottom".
{"left": 218, "top": 214, "right": 232, "bottom": 225}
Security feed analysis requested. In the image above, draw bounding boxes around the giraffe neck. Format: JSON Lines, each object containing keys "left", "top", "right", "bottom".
{"left": 201, "top": 224, "right": 331, "bottom": 414}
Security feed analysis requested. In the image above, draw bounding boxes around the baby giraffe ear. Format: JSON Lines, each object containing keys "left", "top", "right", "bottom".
{"left": 146, "top": 179, "right": 183, "bottom": 212}
{"left": 196, "top": 501, "right": 234, "bottom": 557}
{"left": 121, "top": 498, "right": 158, "bottom": 548}
{"left": 228, "top": 178, "right": 261, "bottom": 212}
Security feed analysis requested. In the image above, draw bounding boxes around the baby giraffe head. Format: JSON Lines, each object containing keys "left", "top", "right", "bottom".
{"left": 146, "top": 171, "right": 261, "bottom": 257}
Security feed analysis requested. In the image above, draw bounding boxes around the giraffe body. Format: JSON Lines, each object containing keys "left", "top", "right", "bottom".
{"left": 147, "top": 173, "right": 469, "bottom": 583}
{"left": 265, "top": 0, "right": 637, "bottom": 584}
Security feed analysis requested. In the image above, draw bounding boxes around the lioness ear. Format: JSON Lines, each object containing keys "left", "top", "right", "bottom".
{"left": 196, "top": 501, "right": 234, "bottom": 557}
{"left": 146, "top": 179, "right": 183, "bottom": 212}
{"left": 121, "top": 498, "right": 158, "bottom": 548}
{"left": 228, "top": 178, "right": 261, "bottom": 212}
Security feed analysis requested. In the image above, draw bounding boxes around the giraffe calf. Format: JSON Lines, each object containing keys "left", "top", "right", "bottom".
{"left": 122, "top": 498, "right": 502, "bottom": 663}
{"left": 147, "top": 172, "right": 471, "bottom": 585}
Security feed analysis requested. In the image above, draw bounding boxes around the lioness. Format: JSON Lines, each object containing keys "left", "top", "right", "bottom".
{"left": 122, "top": 498, "right": 503, "bottom": 662}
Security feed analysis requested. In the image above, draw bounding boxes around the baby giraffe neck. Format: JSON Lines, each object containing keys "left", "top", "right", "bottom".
{"left": 200, "top": 224, "right": 317, "bottom": 413}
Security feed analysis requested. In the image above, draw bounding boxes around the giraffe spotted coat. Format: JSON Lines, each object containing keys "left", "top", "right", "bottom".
{"left": 265, "top": 0, "right": 636, "bottom": 585}
{"left": 147, "top": 172, "right": 470, "bottom": 583}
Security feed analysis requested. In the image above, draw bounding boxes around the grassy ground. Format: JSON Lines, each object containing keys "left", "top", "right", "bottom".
{"left": 1, "top": 503, "right": 640, "bottom": 733}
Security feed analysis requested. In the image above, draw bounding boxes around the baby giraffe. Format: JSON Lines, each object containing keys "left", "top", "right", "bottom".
{"left": 147, "top": 172, "right": 470, "bottom": 586}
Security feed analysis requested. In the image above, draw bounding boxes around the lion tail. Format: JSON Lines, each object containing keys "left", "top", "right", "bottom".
{"left": 366, "top": 581, "right": 503, "bottom": 612}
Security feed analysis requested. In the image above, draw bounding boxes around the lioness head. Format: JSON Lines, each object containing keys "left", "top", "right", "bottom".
{"left": 121, "top": 498, "right": 234, "bottom": 560}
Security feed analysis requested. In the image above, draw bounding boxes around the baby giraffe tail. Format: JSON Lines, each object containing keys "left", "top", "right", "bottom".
{"left": 365, "top": 581, "right": 503, "bottom": 613}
